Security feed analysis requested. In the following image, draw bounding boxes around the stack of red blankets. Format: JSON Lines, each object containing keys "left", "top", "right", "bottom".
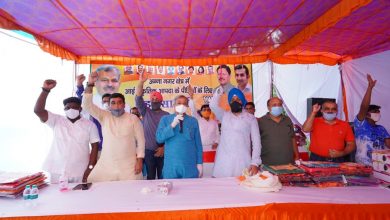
{"left": 339, "top": 162, "right": 372, "bottom": 177}
{"left": 262, "top": 164, "right": 313, "bottom": 186}
{"left": 299, "top": 161, "right": 344, "bottom": 187}
{"left": 264, "top": 161, "right": 377, "bottom": 188}
{"left": 0, "top": 172, "right": 47, "bottom": 198}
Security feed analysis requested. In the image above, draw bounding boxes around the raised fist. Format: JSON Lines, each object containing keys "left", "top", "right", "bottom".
{"left": 188, "top": 84, "right": 194, "bottom": 99}
{"left": 215, "top": 86, "right": 223, "bottom": 95}
{"left": 367, "top": 74, "right": 377, "bottom": 89}
{"left": 139, "top": 72, "right": 149, "bottom": 83}
{"left": 88, "top": 71, "right": 99, "bottom": 84}
{"left": 76, "top": 74, "right": 86, "bottom": 86}
{"left": 312, "top": 103, "right": 321, "bottom": 114}
{"left": 43, "top": 79, "right": 57, "bottom": 90}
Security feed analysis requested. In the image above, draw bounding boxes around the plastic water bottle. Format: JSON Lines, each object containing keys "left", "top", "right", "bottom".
{"left": 22, "top": 185, "right": 31, "bottom": 207}
{"left": 30, "top": 185, "right": 39, "bottom": 207}
{"left": 59, "top": 174, "right": 69, "bottom": 192}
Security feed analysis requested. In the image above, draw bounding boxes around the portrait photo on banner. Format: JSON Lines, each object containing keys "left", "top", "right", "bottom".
{"left": 91, "top": 64, "right": 253, "bottom": 114}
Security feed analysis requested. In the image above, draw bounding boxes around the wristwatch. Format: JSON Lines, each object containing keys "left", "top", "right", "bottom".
{"left": 87, "top": 82, "right": 95, "bottom": 87}
{"left": 88, "top": 165, "right": 94, "bottom": 169}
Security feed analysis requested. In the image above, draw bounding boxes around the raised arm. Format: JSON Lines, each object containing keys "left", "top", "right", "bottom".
{"left": 357, "top": 74, "right": 376, "bottom": 121}
{"left": 188, "top": 85, "right": 201, "bottom": 119}
{"left": 209, "top": 87, "right": 226, "bottom": 121}
{"left": 135, "top": 72, "right": 149, "bottom": 97}
{"left": 302, "top": 104, "right": 321, "bottom": 132}
{"left": 34, "top": 79, "right": 57, "bottom": 122}
{"left": 82, "top": 72, "right": 105, "bottom": 121}
{"left": 75, "top": 74, "right": 86, "bottom": 99}
{"left": 135, "top": 72, "right": 149, "bottom": 116}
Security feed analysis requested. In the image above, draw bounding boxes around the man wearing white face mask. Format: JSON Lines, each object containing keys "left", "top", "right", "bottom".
{"left": 34, "top": 79, "right": 100, "bottom": 183}
{"left": 303, "top": 100, "right": 355, "bottom": 162}
{"left": 258, "top": 97, "right": 299, "bottom": 165}
{"left": 156, "top": 95, "right": 203, "bottom": 179}
{"left": 82, "top": 72, "right": 146, "bottom": 182}
{"left": 354, "top": 74, "right": 390, "bottom": 166}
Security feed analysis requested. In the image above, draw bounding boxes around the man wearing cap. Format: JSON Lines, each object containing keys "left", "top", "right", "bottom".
{"left": 135, "top": 72, "right": 169, "bottom": 179}
{"left": 354, "top": 74, "right": 390, "bottom": 166}
{"left": 34, "top": 79, "right": 100, "bottom": 183}
{"left": 210, "top": 87, "right": 261, "bottom": 177}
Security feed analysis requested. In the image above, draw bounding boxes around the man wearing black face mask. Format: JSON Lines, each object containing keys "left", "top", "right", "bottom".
{"left": 135, "top": 71, "right": 169, "bottom": 180}
{"left": 210, "top": 87, "right": 262, "bottom": 177}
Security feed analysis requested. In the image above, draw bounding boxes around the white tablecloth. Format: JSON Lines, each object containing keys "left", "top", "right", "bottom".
{"left": 1, "top": 177, "right": 389, "bottom": 217}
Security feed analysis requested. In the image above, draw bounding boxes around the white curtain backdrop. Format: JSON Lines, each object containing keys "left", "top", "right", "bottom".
{"left": 252, "top": 61, "right": 272, "bottom": 118}
{"left": 342, "top": 50, "right": 390, "bottom": 131}
{"left": 0, "top": 29, "right": 75, "bottom": 172}
{"left": 273, "top": 63, "right": 342, "bottom": 125}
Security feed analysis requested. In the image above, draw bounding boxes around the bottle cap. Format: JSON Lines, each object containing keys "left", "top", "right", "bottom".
{"left": 32, "top": 185, "right": 38, "bottom": 188}
{"left": 25, "top": 185, "right": 31, "bottom": 188}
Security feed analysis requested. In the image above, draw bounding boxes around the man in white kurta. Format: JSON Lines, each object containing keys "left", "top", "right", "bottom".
{"left": 188, "top": 95, "right": 220, "bottom": 177}
{"left": 34, "top": 79, "right": 100, "bottom": 183}
{"left": 82, "top": 81, "right": 145, "bottom": 182}
{"left": 43, "top": 111, "right": 100, "bottom": 182}
{"left": 210, "top": 87, "right": 261, "bottom": 177}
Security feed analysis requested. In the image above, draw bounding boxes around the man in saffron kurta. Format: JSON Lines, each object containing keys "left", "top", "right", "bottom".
{"left": 83, "top": 72, "right": 145, "bottom": 182}
{"left": 156, "top": 95, "right": 203, "bottom": 179}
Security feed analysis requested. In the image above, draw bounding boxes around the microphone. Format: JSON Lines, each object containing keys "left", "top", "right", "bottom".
{"left": 179, "top": 114, "right": 183, "bottom": 133}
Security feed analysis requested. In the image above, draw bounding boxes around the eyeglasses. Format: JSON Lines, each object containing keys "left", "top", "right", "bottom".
{"left": 202, "top": 109, "right": 211, "bottom": 112}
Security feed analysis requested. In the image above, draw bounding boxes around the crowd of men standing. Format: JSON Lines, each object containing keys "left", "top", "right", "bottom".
{"left": 34, "top": 64, "right": 390, "bottom": 183}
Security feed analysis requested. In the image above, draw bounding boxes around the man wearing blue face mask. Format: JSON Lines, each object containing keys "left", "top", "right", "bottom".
{"left": 303, "top": 100, "right": 355, "bottom": 162}
{"left": 34, "top": 79, "right": 100, "bottom": 183}
{"left": 82, "top": 72, "right": 145, "bottom": 182}
{"left": 258, "top": 97, "right": 299, "bottom": 165}
{"left": 354, "top": 74, "right": 390, "bottom": 166}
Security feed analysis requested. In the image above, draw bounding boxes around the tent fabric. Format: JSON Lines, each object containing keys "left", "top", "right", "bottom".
{"left": 1, "top": 0, "right": 388, "bottom": 65}
{"left": 341, "top": 50, "right": 390, "bottom": 131}
{"left": 270, "top": 63, "right": 343, "bottom": 124}
{"left": 252, "top": 62, "right": 272, "bottom": 118}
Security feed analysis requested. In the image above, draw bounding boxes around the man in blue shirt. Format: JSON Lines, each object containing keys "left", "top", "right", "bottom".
{"left": 354, "top": 74, "right": 390, "bottom": 166}
{"left": 156, "top": 95, "right": 203, "bottom": 179}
